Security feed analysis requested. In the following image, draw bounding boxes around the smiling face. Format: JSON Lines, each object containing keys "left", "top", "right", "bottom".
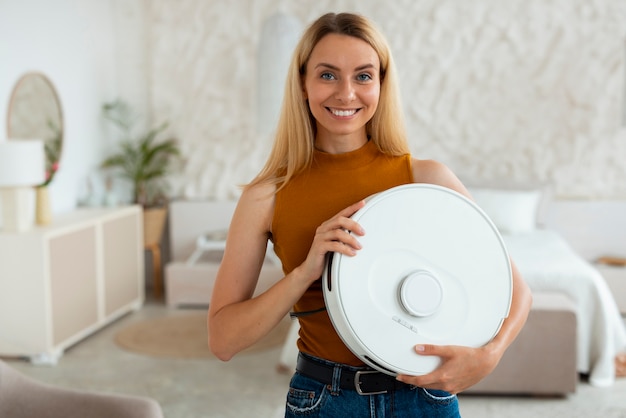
{"left": 303, "top": 33, "right": 381, "bottom": 152}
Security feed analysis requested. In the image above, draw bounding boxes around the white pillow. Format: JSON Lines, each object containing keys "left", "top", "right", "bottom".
{"left": 468, "top": 188, "right": 541, "bottom": 234}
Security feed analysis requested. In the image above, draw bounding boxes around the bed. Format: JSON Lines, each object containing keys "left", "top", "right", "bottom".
{"left": 165, "top": 191, "right": 626, "bottom": 389}
{"left": 505, "top": 229, "right": 626, "bottom": 386}
{"left": 470, "top": 187, "right": 626, "bottom": 387}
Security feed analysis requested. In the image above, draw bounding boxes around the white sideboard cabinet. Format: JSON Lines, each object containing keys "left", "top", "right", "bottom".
{"left": 0, "top": 206, "right": 144, "bottom": 364}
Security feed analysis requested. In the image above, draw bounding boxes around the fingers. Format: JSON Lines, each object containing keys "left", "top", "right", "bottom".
{"left": 315, "top": 226, "right": 361, "bottom": 257}
{"left": 317, "top": 201, "right": 366, "bottom": 255}
{"left": 396, "top": 344, "right": 494, "bottom": 395}
{"left": 338, "top": 199, "right": 367, "bottom": 222}
{"left": 413, "top": 344, "right": 451, "bottom": 357}
{"left": 395, "top": 345, "right": 448, "bottom": 387}
{"left": 396, "top": 367, "right": 454, "bottom": 394}
{"left": 318, "top": 229, "right": 357, "bottom": 253}
{"left": 298, "top": 200, "right": 367, "bottom": 283}
{"left": 320, "top": 200, "right": 366, "bottom": 236}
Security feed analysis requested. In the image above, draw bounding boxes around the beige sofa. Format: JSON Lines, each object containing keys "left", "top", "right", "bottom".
{"left": 0, "top": 360, "right": 163, "bottom": 418}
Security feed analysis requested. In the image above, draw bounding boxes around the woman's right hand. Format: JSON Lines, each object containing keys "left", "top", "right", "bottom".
{"left": 296, "top": 200, "right": 367, "bottom": 284}
{"left": 209, "top": 193, "right": 365, "bottom": 361}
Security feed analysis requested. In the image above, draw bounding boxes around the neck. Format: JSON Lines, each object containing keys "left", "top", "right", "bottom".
{"left": 314, "top": 132, "right": 369, "bottom": 154}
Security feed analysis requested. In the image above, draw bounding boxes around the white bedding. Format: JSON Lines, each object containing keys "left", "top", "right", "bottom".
{"left": 503, "top": 229, "right": 626, "bottom": 387}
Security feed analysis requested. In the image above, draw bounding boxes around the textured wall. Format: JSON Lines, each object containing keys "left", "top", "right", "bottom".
{"left": 1, "top": 0, "right": 121, "bottom": 213}
{"left": 145, "top": 0, "right": 626, "bottom": 200}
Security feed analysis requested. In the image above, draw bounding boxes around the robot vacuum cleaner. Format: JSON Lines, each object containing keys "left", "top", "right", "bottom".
{"left": 322, "top": 184, "right": 512, "bottom": 376}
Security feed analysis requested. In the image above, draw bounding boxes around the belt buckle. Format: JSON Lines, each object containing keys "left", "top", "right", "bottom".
{"left": 354, "top": 370, "right": 387, "bottom": 395}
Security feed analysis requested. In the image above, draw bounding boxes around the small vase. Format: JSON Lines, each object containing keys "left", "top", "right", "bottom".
{"left": 36, "top": 186, "right": 52, "bottom": 225}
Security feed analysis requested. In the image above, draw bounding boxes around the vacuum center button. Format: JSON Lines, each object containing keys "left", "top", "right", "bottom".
{"left": 400, "top": 270, "right": 443, "bottom": 317}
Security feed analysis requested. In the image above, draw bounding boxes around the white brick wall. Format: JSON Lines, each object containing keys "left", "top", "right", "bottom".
{"left": 138, "top": 0, "right": 626, "bottom": 200}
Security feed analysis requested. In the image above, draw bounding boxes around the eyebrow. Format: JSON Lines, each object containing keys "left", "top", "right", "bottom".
{"left": 315, "top": 63, "right": 378, "bottom": 72}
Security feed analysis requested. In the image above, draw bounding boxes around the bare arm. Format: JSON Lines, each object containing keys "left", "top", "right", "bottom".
{"left": 396, "top": 159, "right": 533, "bottom": 393}
{"left": 208, "top": 182, "right": 366, "bottom": 361}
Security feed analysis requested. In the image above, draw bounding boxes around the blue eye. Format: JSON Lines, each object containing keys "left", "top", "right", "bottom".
{"left": 321, "top": 72, "right": 335, "bottom": 80}
{"left": 357, "top": 73, "right": 372, "bottom": 82}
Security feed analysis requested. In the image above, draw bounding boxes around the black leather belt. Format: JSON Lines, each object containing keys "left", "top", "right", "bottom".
{"left": 296, "top": 353, "right": 411, "bottom": 395}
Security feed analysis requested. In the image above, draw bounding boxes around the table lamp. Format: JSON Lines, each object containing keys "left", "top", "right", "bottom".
{"left": 0, "top": 140, "right": 45, "bottom": 232}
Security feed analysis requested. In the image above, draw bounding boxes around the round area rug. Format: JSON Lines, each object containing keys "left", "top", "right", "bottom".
{"left": 115, "top": 311, "right": 291, "bottom": 359}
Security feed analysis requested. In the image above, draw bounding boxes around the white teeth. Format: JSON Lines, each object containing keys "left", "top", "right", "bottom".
{"left": 331, "top": 108, "right": 356, "bottom": 117}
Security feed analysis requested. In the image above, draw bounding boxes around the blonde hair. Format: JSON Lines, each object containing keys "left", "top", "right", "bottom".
{"left": 248, "top": 12, "right": 409, "bottom": 189}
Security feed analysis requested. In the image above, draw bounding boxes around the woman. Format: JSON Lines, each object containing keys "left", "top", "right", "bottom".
{"left": 208, "top": 12, "right": 532, "bottom": 417}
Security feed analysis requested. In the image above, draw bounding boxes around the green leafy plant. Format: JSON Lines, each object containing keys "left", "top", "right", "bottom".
{"left": 101, "top": 100, "right": 182, "bottom": 207}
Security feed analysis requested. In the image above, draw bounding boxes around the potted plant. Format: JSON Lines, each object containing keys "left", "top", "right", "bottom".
{"left": 101, "top": 100, "right": 182, "bottom": 249}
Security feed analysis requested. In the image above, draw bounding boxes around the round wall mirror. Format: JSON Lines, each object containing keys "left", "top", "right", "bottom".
{"left": 6, "top": 72, "right": 64, "bottom": 185}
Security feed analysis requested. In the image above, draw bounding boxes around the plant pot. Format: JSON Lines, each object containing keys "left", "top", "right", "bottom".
{"left": 143, "top": 207, "right": 167, "bottom": 247}
{"left": 143, "top": 206, "right": 168, "bottom": 298}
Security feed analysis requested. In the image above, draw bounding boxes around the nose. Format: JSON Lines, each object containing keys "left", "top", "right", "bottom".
{"left": 335, "top": 79, "right": 356, "bottom": 103}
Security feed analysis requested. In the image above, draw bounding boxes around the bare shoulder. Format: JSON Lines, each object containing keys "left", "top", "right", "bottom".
{"left": 210, "top": 182, "right": 276, "bottom": 315}
{"left": 411, "top": 157, "right": 469, "bottom": 196}
{"left": 232, "top": 181, "right": 275, "bottom": 235}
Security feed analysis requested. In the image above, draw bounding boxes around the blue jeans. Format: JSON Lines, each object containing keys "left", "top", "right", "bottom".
{"left": 284, "top": 356, "right": 460, "bottom": 417}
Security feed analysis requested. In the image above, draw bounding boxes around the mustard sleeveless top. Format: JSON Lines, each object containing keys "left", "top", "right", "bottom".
{"left": 272, "top": 140, "right": 413, "bottom": 365}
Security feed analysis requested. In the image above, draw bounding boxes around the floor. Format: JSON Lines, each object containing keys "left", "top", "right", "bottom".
{"left": 4, "top": 299, "right": 626, "bottom": 418}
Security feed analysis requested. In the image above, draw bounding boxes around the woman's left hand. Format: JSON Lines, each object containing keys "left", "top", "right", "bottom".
{"left": 395, "top": 343, "right": 501, "bottom": 395}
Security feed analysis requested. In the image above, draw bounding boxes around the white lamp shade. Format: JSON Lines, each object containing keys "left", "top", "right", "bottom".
{"left": 0, "top": 140, "right": 45, "bottom": 186}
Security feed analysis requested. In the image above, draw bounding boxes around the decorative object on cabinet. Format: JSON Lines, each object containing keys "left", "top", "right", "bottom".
{"left": 5, "top": 72, "right": 64, "bottom": 227}
{"left": 0, "top": 206, "right": 144, "bottom": 364}
{"left": 0, "top": 140, "right": 45, "bottom": 232}
{"left": 101, "top": 100, "right": 182, "bottom": 298}
{"left": 33, "top": 121, "right": 61, "bottom": 226}
{"left": 6, "top": 72, "right": 64, "bottom": 185}
{"left": 34, "top": 184, "right": 52, "bottom": 225}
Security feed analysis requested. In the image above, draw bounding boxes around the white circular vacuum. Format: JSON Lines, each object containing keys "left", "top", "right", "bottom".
{"left": 322, "top": 184, "right": 512, "bottom": 376}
